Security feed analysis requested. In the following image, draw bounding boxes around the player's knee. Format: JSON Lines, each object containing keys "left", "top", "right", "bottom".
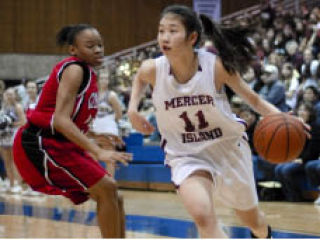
{"left": 100, "top": 177, "right": 118, "bottom": 195}
{"left": 90, "top": 176, "right": 118, "bottom": 200}
{"left": 190, "top": 208, "right": 216, "bottom": 228}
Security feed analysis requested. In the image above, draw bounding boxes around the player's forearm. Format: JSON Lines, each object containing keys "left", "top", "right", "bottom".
{"left": 53, "top": 115, "right": 100, "bottom": 157}
{"left": 128, "top": 77, "right": 147, "bottom": 112}
{"left": 252, "top": 96, "right": 281, "bottom": 117}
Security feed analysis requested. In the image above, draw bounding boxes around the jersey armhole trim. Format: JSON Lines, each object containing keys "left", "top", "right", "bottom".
{"left": 153, "top": 57, "right": 166, "bottom": 96}
{"left": 56, "top": 61, "right": 91, "bottom": 96}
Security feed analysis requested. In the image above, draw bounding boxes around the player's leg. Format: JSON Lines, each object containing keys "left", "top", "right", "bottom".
{"left": 88, "top": 175, "right": 121, "bottom": 238}
{"left": 229, "top": 139, "right": 271, "bottom": 238}
{"left": 118, "top": 194, "right": 126, "bottom": 237}
{"left": 234, "top": 207, "right": 271, "bottom": 238}
{"left": 177, "top": 170, "right": 227, "bottom": 238}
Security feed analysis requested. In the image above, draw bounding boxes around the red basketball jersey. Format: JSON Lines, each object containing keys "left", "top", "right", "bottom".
{"left": 28, "top": 56, "right": 98, "bottom": 133}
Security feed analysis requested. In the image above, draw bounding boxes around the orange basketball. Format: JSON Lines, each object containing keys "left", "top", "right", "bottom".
{"left": 253, "top": 113, "right": 306, "bottom": 164}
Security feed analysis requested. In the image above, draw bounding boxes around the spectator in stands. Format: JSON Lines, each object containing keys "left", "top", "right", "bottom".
{"left": 305, "top": 160, "right": 320, "bottom": 205}
{"left": 275, "top": 101, "right": 320, "bottom": 202}
{"left": 260, "top": 2, "right": 276, "bottom": 29}
{"left": 297, "top": 62, "right": 319, "bottom": 102}
{"left": 266, "top": 28, "right": 275, "bottom": 44}
{"left": 299, "top": 85, "right": 320, "bottom": 126}
{"left": 296, "top": 85, "right": 319, "bottom": 111}
{"left": 280, "top": 62, "right": 299, "bottom": 110}
{"left": 284, "top": 40, "right": 304, "bottom": 70}
{"left": 0, "top": 80, "right": 5, "bottom": 106}
{"left": 303, "top": 85, "right": 319, "bottom": 104}
{"left": 282, "top": 23, "right": 295, "bottom": 44}
{"left": 20, "top": 80, "right": 40, "bottom": 196}
{"left": 262, "top": 38, "right": 272, "bottom": 59}
{"left": 88, "top": 71, "right": 125, "bottom": 176}
{"left": 301, "top": 48, "right": 315, "bottom": 75}
{"left": 274, "top": 31, "right": 286, "bottom": 51}
{"left": 259, "top": 64, "right": 289, "bottom": 112}
{"left": 294, "top": 18, "right": 306, "bottom": 42}
{"left": 267, "top": 51, "right": 283, "bottom": 69}
{"left": 0, "top": 88, "right": 26, "bottom": 193}
{"left": 24, "top": 80, "right": 38, "bottom": 112}
{"left": 14, "top": 78, "right": 28, "bottom": 107}
{"left": 242, "top": 66, "right": 258, "bottom": 90}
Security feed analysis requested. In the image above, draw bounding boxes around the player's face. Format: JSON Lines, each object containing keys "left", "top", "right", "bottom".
{"left": 71, "top": 29, "right": 104, "bottom": 67}
{"left": 157, "top": 14, "right": 193, "bottom": 55}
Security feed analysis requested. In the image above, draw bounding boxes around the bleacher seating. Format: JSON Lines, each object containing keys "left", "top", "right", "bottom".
{"left": 116, "top": 133, "right": 174, "bottom": 191}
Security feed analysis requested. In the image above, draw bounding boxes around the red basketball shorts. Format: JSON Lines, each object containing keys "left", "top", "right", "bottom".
{"left": 13, "top": 124, "right": 107, "bottom": 204}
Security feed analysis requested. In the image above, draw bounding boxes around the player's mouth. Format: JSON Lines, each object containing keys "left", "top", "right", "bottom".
{"left": 162, "top": 45, "right": 171, "bottom": 52}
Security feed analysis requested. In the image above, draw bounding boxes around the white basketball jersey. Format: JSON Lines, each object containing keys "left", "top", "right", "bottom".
{"left": 152, "top": 50, "right": 245, "bottom": 156}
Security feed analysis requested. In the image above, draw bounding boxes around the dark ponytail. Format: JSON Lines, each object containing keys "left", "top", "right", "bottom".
{"left": 56, "top": 24, "right": 94, "bottom": 46}
{"left": 199, "top": 14, "right": 255, "bottom": 75}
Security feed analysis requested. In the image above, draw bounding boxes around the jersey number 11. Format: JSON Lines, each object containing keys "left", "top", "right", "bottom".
{"left": 179, "top": 110, "right": 208, "bottom": 132}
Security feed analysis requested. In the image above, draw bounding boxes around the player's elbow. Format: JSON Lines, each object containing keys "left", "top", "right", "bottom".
{"left": 52, "top": 113, "right": 70, "bottom": 132}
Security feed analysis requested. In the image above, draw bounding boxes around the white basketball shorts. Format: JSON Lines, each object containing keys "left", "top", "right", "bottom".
{"left": 166, "top": 136, "right": 258, "bottom": 211}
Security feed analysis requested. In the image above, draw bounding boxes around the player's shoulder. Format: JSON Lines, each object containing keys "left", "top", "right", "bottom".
{"left": 140, "top": 58, "right": 156, "bottom": 73}
{"left": 137, "top": 58, "right": 156, "bottom": 84}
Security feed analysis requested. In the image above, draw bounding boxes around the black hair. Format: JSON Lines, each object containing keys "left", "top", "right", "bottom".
{"left": 296, "top": 101, "right": 316, "bottom": 124}
{"left": 305, "top": 85, "right": 320, "bottom": 100}
{"left": 238, "top": 104, "right": 258, "bottom": 118}
{"left": 161, "top": 5, "right": 255, "bottom": 75}
{"left": 56, "top": 24, "right": 94, "bottom": 46}
{"left": 161, "top": 5, "right": 202, "bottom": 47}
{"left": 199, "top": 14, "right": 255, "bottom": 74}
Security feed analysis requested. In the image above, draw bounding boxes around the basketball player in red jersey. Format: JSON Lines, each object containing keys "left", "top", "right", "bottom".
{"left": 128, "top": 5, "right": 309, "bottom": 238}
{"left": 13, "top": 24, "right": 132, "bottom": 238}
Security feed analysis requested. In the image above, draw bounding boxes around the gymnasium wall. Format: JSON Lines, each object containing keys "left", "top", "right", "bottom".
{"left": 0, "top": 0, "right": 193, "bottom": 55}
{"left": 0, "top": 0, "right": 259, "bottom": 80}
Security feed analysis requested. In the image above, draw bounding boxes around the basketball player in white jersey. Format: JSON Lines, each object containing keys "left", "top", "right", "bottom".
{"left": 128, "top": 5, "right": 306, "bottom": 238}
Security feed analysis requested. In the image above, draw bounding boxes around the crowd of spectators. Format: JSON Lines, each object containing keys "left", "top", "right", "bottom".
{"left": 230, "top": 3, "right": 320, "bottom": 204}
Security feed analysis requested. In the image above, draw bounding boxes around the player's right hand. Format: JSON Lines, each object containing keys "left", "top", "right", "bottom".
{"left": 128, "top": 110, "right": 155, "bottom": 135}
{"left": 288, "top": 112, "right": 311, "bottom": 139}
{"left": 96, "top": 149, "right": 132, "bottom": 166}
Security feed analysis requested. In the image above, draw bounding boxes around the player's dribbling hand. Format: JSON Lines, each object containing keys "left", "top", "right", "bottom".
{"left": 128, "top": 110, "right": 155, "bottom": 135}
{"left": 97, "top": 149, "right": 132, "bottom": 166}
{"left": 287, "top": 111, "right": 311, "bottom": 139}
